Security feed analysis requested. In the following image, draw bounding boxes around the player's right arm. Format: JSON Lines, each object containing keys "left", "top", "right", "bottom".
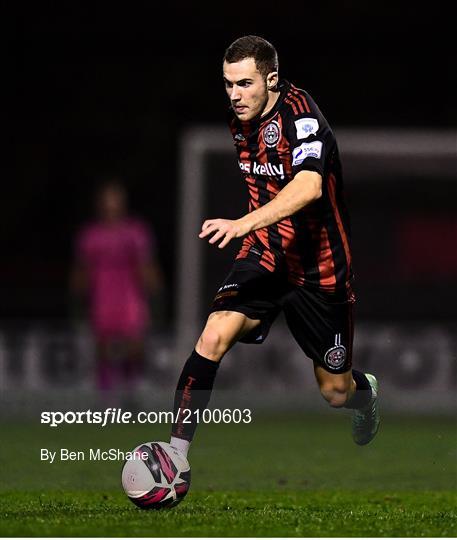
{"left": 199, "top": 168, "right": 322, "bottom": 248}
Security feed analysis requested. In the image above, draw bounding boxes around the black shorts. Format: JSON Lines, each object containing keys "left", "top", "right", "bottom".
{"left": 209, "top": 258, "right": 355, "bottom": 374}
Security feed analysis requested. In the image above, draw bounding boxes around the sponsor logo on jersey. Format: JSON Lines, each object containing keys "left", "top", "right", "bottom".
{"left": 263, "top": 121, "right": 281, "bottom": 147}
{"left": 292, "top": 141, "right": 323, "bottom": 165}
{"left": 295, "top": 117, "right": 319, "bottom": 139}
{"left": 324, "top": 334, "right": 346, "bottom": 370}
{"left": 234, "top": 133, "right": 245, "bottom": 142}
{"left": 238, "top": 161, "right": 284, "bottom": 178}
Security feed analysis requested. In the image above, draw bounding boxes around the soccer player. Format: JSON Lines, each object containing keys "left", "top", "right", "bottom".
{"left": 170, "top": 36, "right": 380, "bottom": 457}
{"left": 71, "top": 180, "right": 163, "bottom": 396}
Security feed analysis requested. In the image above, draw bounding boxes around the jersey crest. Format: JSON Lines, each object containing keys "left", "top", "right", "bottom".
{"left": 262, "top": 120, "right": 281, "bottom": 147}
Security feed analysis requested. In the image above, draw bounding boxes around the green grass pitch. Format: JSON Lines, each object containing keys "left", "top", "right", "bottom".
{"left": 0, "top": 413, "right": 456, "bottom": 536}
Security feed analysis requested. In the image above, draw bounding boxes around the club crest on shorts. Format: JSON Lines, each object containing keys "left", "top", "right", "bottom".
{"left": 324, "top": 334, "right": 346, "bottom": 370}
{"left": 263, "top": 121, "right": 281, "bottom": 147}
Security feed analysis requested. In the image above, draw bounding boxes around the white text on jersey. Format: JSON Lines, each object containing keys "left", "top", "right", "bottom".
{"left": 238, "top": 161, "right": 285, "bottom": 178}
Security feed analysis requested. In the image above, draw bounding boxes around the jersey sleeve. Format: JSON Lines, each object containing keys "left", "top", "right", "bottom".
{"left": 284, "top": 108, "right": 334, "bottom": 178}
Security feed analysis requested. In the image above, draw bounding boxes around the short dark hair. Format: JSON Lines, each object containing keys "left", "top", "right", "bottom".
{"left": 223, "top": 35, "right": 278, "bottom": 79}
{"left": 94, "top": 177, "right": 127, "bottom": 200}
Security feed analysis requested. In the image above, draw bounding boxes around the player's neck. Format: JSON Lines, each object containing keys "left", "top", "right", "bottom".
{"left": 101, "top": 215, "right": 125, "bottom": 225}
{"left": 260, "top": 90, "right": 280, "bottom": 118}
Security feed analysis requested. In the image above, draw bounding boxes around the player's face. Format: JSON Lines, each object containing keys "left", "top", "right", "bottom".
{"left": 223, "top": 58, "right": 273, "bottom": 121}
{"left": 97, "top": 186, "right": 126, "bottom": 222}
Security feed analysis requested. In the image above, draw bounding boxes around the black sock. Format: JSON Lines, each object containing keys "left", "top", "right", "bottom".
{"left": 171, "top": 350, "right": 220, "bottom": 442}
{"left": 344, "top": 370, "right": 372, "bottom": 409}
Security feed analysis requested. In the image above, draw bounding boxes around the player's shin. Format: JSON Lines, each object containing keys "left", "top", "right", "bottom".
{"left": 343, "top": 369, "right": 372, "bottom": 409}
{"left": 170, "top": 350, "right": 220, "bottom": 456}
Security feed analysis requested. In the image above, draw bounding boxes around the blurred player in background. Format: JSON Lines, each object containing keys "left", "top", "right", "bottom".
{"left": 71, "top": 179, "right": 163, "bottom": 399}
{"left": 169, "top": 36, "right": 380, "bottom": 458}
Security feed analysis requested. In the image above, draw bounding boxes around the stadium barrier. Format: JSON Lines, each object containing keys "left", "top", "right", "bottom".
{"left": 0, "top": 322, "right": 455, "bottom": 415}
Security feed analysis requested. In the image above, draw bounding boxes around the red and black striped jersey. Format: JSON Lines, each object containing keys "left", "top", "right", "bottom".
{"left": 228, "top": 79, "right": 353, "bottom": 291}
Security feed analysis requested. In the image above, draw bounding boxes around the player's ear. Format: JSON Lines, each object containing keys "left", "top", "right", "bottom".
{"left": 266, "top": 71, "right": 279, "bottom": 90}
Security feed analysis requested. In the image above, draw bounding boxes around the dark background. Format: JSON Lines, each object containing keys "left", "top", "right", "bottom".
{"left": 6, "top": 2, "right": 456, "bottom": 322}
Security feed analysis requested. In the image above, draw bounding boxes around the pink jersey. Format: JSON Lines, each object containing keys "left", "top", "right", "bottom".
{"left": 76, "top": 218, "right": 154, "bottom": 338}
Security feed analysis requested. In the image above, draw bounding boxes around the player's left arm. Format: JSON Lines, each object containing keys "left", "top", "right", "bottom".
{"left": 140, "top": 260, "right": 164, "bottom": 295}
{"left": 199, "top": 170, "right": 322, "bottom": 248}
{"left": 134, "top": 223, "right": 164, "bottom": 295}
